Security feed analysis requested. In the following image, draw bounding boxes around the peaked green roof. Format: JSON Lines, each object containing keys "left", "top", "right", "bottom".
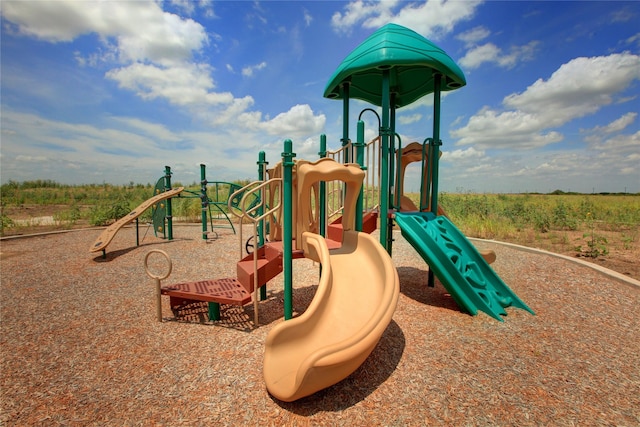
{"left": 323, "top": 23, "right": 466, "bottom": 108}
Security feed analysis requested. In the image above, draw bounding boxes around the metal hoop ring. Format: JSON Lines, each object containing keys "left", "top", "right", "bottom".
{"left": 144, "top": 250, "right": 172, "bottom": 280}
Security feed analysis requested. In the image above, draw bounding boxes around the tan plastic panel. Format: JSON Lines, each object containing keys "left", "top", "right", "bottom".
{"left": 295, "top": 158, "right": 364, "bottom": 248}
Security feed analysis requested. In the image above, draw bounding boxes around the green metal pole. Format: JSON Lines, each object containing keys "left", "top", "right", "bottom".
{"left": 388, "top": 94, "right": 397, "bottom": 253}
{"left": 164, "top": 166, "right": 174, "bottom": 241}
{"left": 208, "top": 301, "right": 220, "bottom": 321}
{"left": 318, "top": 135, "right": 327, "bottom": 279}
{"left": 430, "top": 74, "right": 442, "bottom": 216}
{"left": 200, "top": 164, "right": 208, "bottom": 240}
{"left": 355, "top": 120, "right": 365, "bottom": 231}
{"left": 342, "top": 82, "right": 350, "bottom": 163}
{"left": 428, "top": 74, "right": 443, "bottom": 289}
{"left": 421, "top": 138, "right": 432, "bottom": 211}
{"left": 379, "top": 70, "right": 390, "bottom": 253}
{"left": 318, "top": 135, "right": 327, "bottom": 237}
{"left": 257, "top": 151, "right": 268, "bottom": 301}
{"left": 394, "top": 133, "right": 403, "bottom": 210}
{"left": 199, "top": 164, "right": 220, "bottom": 315}
{"left": 282, "top": 139, "right": 295, "bottom": 320}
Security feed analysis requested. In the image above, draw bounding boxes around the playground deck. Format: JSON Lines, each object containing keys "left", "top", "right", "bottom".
{"left": 1, "top": 225, "right": 639, "bottom": 425}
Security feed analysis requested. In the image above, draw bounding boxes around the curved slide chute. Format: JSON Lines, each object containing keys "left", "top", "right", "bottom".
{"left": 90, "top": 187, "right": 184, "bottom": 253}
{"left": 263, "top": 229, "right": 400, "bottom": 402}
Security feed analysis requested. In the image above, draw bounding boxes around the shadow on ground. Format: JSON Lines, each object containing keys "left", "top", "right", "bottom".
{"left": 396, "top": 266, "right": 463, "bottom": 315}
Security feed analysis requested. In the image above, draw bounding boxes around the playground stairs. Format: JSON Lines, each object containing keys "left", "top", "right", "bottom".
{"left": 236, "top": 239, "right": 341, "bottom": 288}
{"left": 237, "top": 243, "right": 293, "bottom": 292}
{"left": 160, "top": 244, "right": 290, "bottom": 310}
{"left": 161, "top": 238, "right": 344, "bottom": 316}
{"left": 328, "top": 211, "right": 378, "bottom": 241}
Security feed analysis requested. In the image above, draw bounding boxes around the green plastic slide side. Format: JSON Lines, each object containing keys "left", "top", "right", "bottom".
{"left": 394, "top": 212, "right": 534, "bottom": 321}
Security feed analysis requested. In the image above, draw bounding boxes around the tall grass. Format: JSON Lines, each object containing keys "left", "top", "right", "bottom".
{"left": 405, "top": 192, "right": 640, "bottom": 242}
{"left": 0, "top": 180, "right": 252, "bottom": 229}
{"left": 2, "top": 180, "right": 639, "bottom": 254}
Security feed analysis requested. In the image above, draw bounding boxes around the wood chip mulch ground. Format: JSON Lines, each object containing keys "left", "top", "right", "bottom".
{"left": 1, "top": 225, "right": 638, "bottom": 426}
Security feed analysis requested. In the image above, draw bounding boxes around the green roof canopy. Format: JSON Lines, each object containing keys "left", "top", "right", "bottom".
{"left": 323, "top": 23, "right": 466, "bottom": 108}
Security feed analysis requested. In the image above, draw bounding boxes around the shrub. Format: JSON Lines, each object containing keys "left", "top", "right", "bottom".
{"left": 90, "top": 197, "right": 131, "bottom": 226}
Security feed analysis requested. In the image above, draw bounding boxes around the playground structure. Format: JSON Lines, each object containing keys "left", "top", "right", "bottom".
{"left": 89, "top": 163, "right": 257, "bottom": 257}
{"left": 152, "top": 164, "right": 261, "bottom": 241}
{"left": 139, "top": 23, "right": 533, "bottom": 401}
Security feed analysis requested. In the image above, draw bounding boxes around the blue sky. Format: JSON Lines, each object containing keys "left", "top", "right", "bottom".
{"left": 1, "top": 1, "right": 639, "bottom": 193}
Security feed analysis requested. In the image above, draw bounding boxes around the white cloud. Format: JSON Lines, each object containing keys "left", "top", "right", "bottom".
{"left": 504, "top": 53, "right": 640, "bottom": 122}
{"left": 0, "top": 0, "right": 267, "bottom": 126}
{"left": 444, "top": 146, "right": 486, "bottom": 162}
{"left": 15, "top": 155, "right": 49, "bottom": 163}
{"left": 0, "top": 109, "right": 287, "bottom": 184}
{"left": 624, "top": 32, "right": 640, "bottom": 48}
{"left": 451, "top": 107, "right": 564, "bottom": 149}
{"left": 295, "top": 137, "right": 322, "bottom": 160}
{"left": 610, "top": 7, "right": 636, "bottom": 23}
{"left": 456, "top": 26, "right": 491, "bottom": 47}
{"left": 2, "top": 1, "right": 208, "bottom": 65}
{"left": 331, "top": 0, "right": 482, "bottom": 39}
{"left": 398, "top": 113, "right": 422, "bottom": 125}
{"left": 111, "top": 117, "right": 183, "bottom": 143}
{"left": 1, "top": 0, "right": 329, "bottom": 155}
{"left": 303, "top": 9, "right": 313, "bottom": 27}
{"left": 591, "top": 130, "right": 640, "bottom": 152}
{"left": 170, "top": 0, "right": 196, "bottom": 16}
{"left": 209, "top": 96, "right": 259, "bottom": 127}
{"left": 242, "top": 61, "right": 268, "bottom": 77}
{"left": 459, "top": 41, "right": 539, "bottom": 70}
{"left": 452, "top": 53, "right": 640, "bottom": 149}
{"left": 585, "top": 112, "right": 637, "bottom": 135}
{"left": 106, "top": 62, "right": 233, "bottom": 106}
{"left": 459, "top": 43, "right": 501, "bottom": 69}
{"left": 498, "top": 42, "right": 539, "bottom": 68}
{"left": 259, "top": 104, "right": 326, "bottom": 138}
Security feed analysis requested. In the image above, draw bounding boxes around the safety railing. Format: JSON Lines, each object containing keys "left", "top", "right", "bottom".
{"left": 228, "top": 178, "right": 282, "bottom": 324}
{"left": 325, "top": 135, "right": 381, "bottom": 222}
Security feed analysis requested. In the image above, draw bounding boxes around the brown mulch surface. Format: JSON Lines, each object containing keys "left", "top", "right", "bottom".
{"left": 1, "top": 225, "right": 638, "bottom": 426}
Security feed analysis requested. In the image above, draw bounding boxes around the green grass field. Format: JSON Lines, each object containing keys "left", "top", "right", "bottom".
{"left": 2, "top": 181, "right": 639, "bottom": 263}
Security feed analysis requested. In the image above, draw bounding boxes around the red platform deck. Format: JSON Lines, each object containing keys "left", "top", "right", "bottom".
{"left": 161, "top": 278, "right": 252, "bottom": 306}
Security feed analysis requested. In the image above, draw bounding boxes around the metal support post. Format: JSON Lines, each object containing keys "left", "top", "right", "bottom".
{"left": 379, "top": 70, "right": 391, "bottom": 253}
{"left": 355, "top": 120, "right": 365, "bottom": 231}
{"left": 164, "top": 165, "right": 174, "bottom": 241}
{"left": 428, "top": 73, "right": 443, "bottom": 289}
{"left": 257, "top": 151, "right": 268, "bottom": 301}
{"left": 282, "top": 140, "right": 295, "bottom": 320}
{"left": 200, "top": 164, "right": 208, "bottom": 240}
{"left": 341, "top": 83, "right": 350, "bottom": 163}
{"left": 318, "top": 135, "right": 327, "bottom": 237}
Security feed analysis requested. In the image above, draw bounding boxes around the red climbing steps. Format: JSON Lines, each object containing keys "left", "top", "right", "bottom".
{"left": 237, "top": 243, "right": 288, "bottom": 292}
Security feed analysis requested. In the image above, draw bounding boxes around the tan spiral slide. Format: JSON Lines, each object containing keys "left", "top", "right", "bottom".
{"left": 263, "top": 228, "right": 400, "bottom": 401}
{"left": 262, "top": 158, "right": 400, "bottom": 401}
